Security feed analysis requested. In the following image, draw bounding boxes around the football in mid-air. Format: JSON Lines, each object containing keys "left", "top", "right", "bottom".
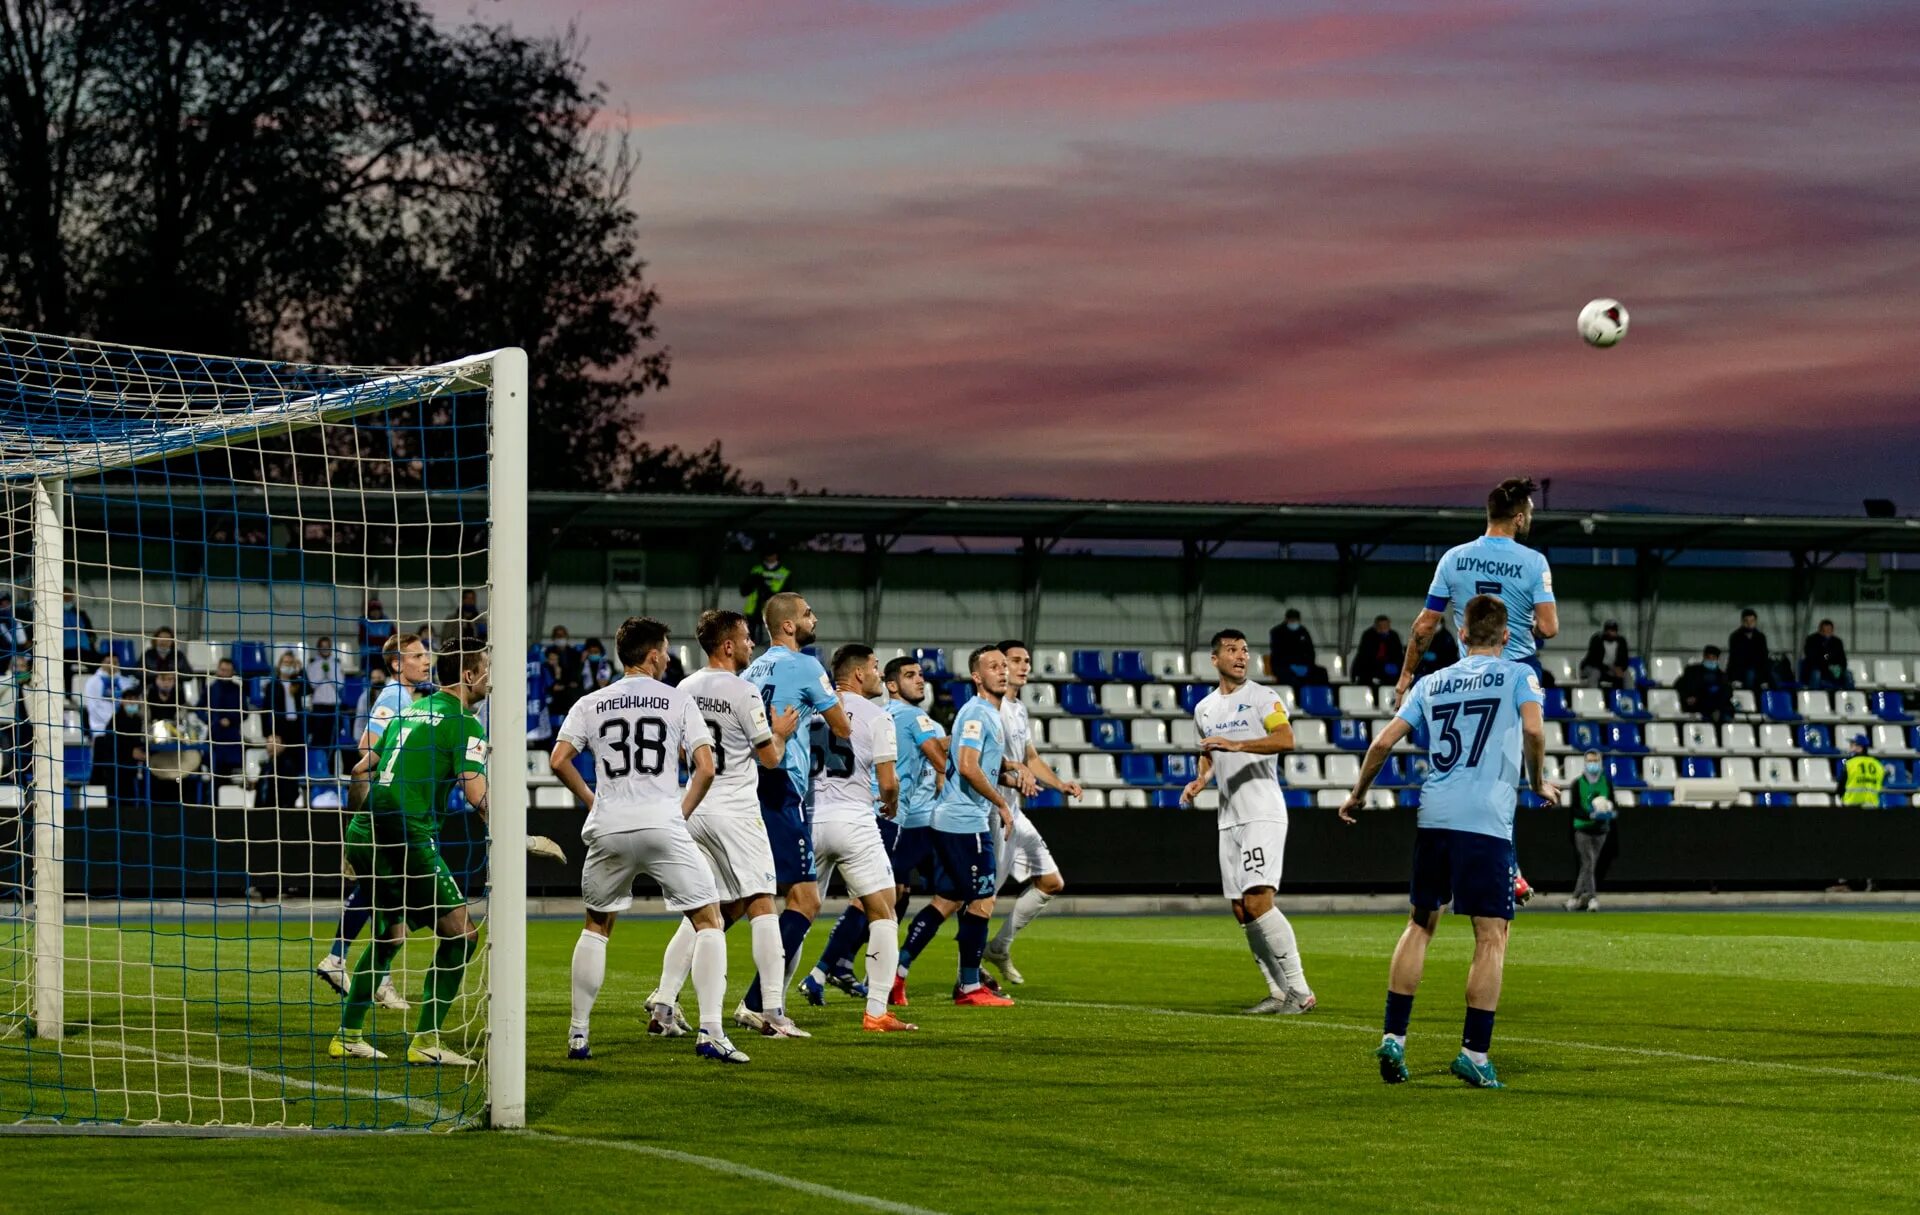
{"left": 1579, "top": 298, "right": 1629, "bottom": 347}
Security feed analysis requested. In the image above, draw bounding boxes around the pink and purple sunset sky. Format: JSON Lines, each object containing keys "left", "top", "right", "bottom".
{"left": 452, "top": 0, "right": 1919, "bottom": 513}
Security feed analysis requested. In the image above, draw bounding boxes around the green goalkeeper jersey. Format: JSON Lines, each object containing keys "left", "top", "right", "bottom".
{"left": 367, "top": 688, "right": 488, "bottom": 824}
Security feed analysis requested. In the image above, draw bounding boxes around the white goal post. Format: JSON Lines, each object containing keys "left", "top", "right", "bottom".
{"left": 0, "top": 329, "right": 526, "bottom": 1132}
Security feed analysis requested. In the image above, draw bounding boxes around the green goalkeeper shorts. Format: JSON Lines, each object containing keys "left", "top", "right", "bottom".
{"left": 343, "top": 811, "right": 464, "bottom": 934}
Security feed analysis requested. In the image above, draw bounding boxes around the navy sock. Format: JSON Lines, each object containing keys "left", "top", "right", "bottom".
{"left": 332, "top": 884, "right": 373, "bottom": 959}
{"left": 895, "top": 891, "right": 912, "bottom": 923}
{"left": 1463, "top": 1006, "right": 1496, "bottom": 1054}
{"left": 744, "top": 908, "right": 814, "bottom": 1012}
{"left": 897, "top": 905, "right": 948, "bottom": 975}
{"left": 956, "top": 911, "right": 990, "bottom": 988}
{"left": 1384, "top": 990, "right": 1414, "bottom": 1038}
{"left": 814, "top": 905, "right": 869, "bottom": 977}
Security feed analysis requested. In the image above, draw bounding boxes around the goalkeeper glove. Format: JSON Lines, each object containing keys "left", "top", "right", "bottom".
{"left": 526, "top": 835, "right": 566, "bottom": 863}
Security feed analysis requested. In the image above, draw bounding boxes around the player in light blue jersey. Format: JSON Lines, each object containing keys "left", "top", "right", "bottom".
{"left": 1341, "top": 596, "right": 1554, "bottom": 1090}
{"left": 735, "top": 592, "right": 850, "bottom": 1031}
{"left": 1397, "top": 476, "right": 1560, "bottom": 705}
{"left": 889, "top": 645, "right": 1031, "bottom": 1008}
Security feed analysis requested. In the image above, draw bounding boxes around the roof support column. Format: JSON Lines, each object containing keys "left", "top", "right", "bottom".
{"left": 1181, "top": 538, "right": 1226, "bottom": 653}
{"left": 1020, "top": 535, "right": 1059, "bottom": 644}
{"left": 1334, "top": 542, "right": 1379, "bottom": 660}
{"left": 860, "top": 533, "right": 898, "bottom": 643}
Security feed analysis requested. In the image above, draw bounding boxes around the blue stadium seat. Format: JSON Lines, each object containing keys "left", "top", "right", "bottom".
{"left": 1150, "top": 789, "right": 1187, "bottom": 809}
{"left": 527, "top": 644, "right": 546, "bottom": 664}
{"left": 233, "top": 641, "right": 269, "bottom": 678}
{"left": 1629, "top": 657, "right": 1651, "bottom": 690}
{"left": 1297, "top": 685, "right": 1340, "bottom": 718}
{"left": 1091, "top": 719, "right": 1131, "bottom": 751}
{"left": 947, "top": 679, "right": 974, "bottom": 711}
{"left": 1542, "top": 688, "right": 1573, "bottom": 721}
{"left": 305, "top": 749, "right": 335, "bottom": 781}
{"left": 1331, "top": 719, "right": 1370, "bottom": 751}
{"left": 1873, "top": 692, "right": 1913, "bottom": 723}
{"left": 1753, "top": 791, "right": 1794, "bottom": 807}
{"left": 1071, "top": 650, "right": 1109, "bottom": 682}
{"left": 1120, "top": 754, "right": 1160, "bottom": 786}
{"left": 1680, "top": 756, "right": 1718, "bottom": 779}
{"left": 1604, "top": 723, "right": 1645, "bottom": 754}
{"left": 1566, "top": 720, "right": 1603, "bottom": 753}
{"left": 1284, "top": 790, "right": 1313, "bottom": 809}
{"left": 1376, "top": 756, "right": 1415, "bottom": 788}
{"left": 109, "top": 638, "right": 138, "bottom": 670}
{"left": 1164, "top": 754, "right": 1199, "bottom": 784}
{"left": 572, "top": 752, "right": 595, "bottom": 789}
{"left": 1179, "top": 683, "right": 1211, "bottom": 713}
{"left": 914, "top": 648, "right": 949, "bottom": 680}
{"left": 1025, "top": 789, "right": 1066, "bottom": 809}
{"left": 1884, "top": 760, "right": 1915, "bottom": 791}
{"left": 1797, "top": 724, "right": 1837, "bottom": 756}
{"left": 64, "top": 744, "right": 91, "bottom": 785}
{"left": 1881, "top": 793, "right": 1911, "bottom": 809}
{"left": 1611, "top": 690, "right": 1649, "bottom": 721}
{"left": 1112, "top": 651, "right": 1151, "bottom": 683}
{"left": 1606, "top": 756, "right": 1644, "bottom": 789}
{"left": 1637, "top": 790, "right": 1674, "bottom": 807}
{"left": 1396, "top": 789, "right": 1422, "bottom": 808}
{"left": 1518, "top": 789, "right": 1553, "bottom": 808}
{"left": 247, "top": 677, "right": 271, "bottom": 710}
{"left": 1761, "top": 691, "right": 1800, "bottom": 722}
{"left": 1061, "top": 684, "right": 1102, "bottom": 716}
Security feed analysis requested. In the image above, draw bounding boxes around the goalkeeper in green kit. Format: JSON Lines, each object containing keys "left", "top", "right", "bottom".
{"left": 330, "top": 643, "right": 492, "bottom": 1066}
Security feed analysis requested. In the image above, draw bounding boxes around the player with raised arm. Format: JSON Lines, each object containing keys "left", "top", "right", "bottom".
{"left": 889, "top": 646, "right": 1022, "bottom": 1009}
{"left": 640, "top": 610, "right": 803, "bottom": 1041}
{"left": 548, "top": 617, "right": 749, "bottom": 1065}
{"left": 984, "top": 639, "right": 1079, "bottom": 985}
{"left": 736, "top": 592, "right": 851, "bottom": 1032}
{"left": 1342, "top": 595, "right": 1555, "bottom": 1089}
{"left": 328, "top": 641, "right": 492, "bottom": 1066}
{"left": 1181, "top": 629, "right": 1315, "bottom": 1014}
{"left": 798, "top": 645, "right": 918, "bottom": 1032}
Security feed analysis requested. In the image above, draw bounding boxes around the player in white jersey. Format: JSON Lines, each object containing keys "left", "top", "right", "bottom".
{"left": 646, "top": 609, "right": 807, "bottom": 1040}
{"left": 1181, "top": 629, "right": 1316, "bottom": 1015}
{"left": 984, "top": 640, "right": 1078, "bottom": 984}
{"left": 804, "top": 645, "right": 917, "bottom": 1032}
{"left": 549, "top": 616, "right": 748, "bottom": 1064}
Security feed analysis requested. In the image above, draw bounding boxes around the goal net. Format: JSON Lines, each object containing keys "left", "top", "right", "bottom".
{"left": 0, "top": 329, "right": 527, "bottom": 1132}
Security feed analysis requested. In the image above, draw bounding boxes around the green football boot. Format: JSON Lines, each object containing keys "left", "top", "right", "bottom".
{"left": 1450, "top": 1051, "right": 1505, "bottom": 1089}
{"left": 1375, "top": 1038, "right": 1409, "bottom": 1084}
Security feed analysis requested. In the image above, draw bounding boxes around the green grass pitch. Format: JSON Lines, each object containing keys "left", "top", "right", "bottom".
{"left": 2, "top": 910, "right": 1917, "bottom": 1212}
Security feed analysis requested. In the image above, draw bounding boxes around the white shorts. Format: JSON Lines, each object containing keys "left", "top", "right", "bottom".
{"left": 811, "top": 816, "right": 895, "bottom": 900}
{"left": 687, "top": 812, "right": 776, "bottom": 904}
{"left": 581, "top": 824, "right": 719, "bottom": 914}
{"left": 1219, "top": 817, "right": 1288, "bottom": 899}
{"left": 994, "top": 809, "right": 1058, "bottom": 892}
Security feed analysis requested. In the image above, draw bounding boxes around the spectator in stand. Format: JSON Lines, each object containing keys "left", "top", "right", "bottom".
{"left": 1413, "top": 623, "right": 1461, "bottom": 679}
{"left": 146, "top": 671, "right": 182, "bottom": 726}
{"left": 581, "top": 638, "right": 613, "bottom": 689}
{"left": 268, "top": 651, "right": 308, "bottom": 745}
{"left": 1268, "top": 609, "right": 1329, "bottom": 687}
{"left": 1727, "top": 609, "right": 1771, "bottom": 691}
{"left": 208, "top": 657, "right": 244, "bottom": 778}
{"left": 1580, "top": 619, "right": 1632, "bottom": 690}
{"left": 417, "top": 620, "right": 439, "bottom": 654}
{"left": 740, "top": 547, "right": 792, "bottom": 646}
{"left": 543, "top": 626, "right": 584, "bottom": 732}
{"left": 83, "top": 652, "right": 135, "bottom": 740}
{"left": 352, "top": 666, "right": 388, "bottom": 743}
{"left": 358, "top": 598, "right": 395, "bottom": 670}
{"left": 0, "top": 593, "right": 25, "bottom": 658}
{"left": 1676, "top": 645, "right": 1734, "bottom": 725}
{"left": 105, "top": 686, "right": 149, "bottom": 816}
{"left": 1801, "top": 619, "right": 1853, "bottom": 690}
{"left": 0, "top": 654, "right": 23, "bottom": 781}
{"left": 305, "top": 636, "right": 345, "bottom": 751}
{"left": 1567, "top": 749, "right": 1615, "bottom": 912}
{"left": 1350, "top": 615, "right": 1403, "bottom": 687}
{"left": 449, "top": 588, "right": 487, "bottom": 643}
{"left": 142, "top": 626, "right": 191, "bottom": 689}
{"left": 63, "top": 586, "right": 98, "bottom": 676}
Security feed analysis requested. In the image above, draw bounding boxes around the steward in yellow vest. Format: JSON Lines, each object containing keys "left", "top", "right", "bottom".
{"left": 1841, "top": 735, "right": 1885, "bottom": 807}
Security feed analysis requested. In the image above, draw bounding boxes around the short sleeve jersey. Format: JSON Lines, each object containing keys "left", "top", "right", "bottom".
{"left": 1425, "top": 535, "right": 1555, "bottom": 661}
{"left": 1395, "top": 654, "right": 1545, "bottom": 839}
{"left": 558, "top": 674, "right": 712, "bottom": 834}
{"left": 999, "top": 695, "right": 1033, "bottom": 812}
{"left": 1193, "top": 682, "right": 1290, "bottom": 827}
{"left": 812, "top": 693, "right": 898, "bottom": 823}
{"left": 369, "top": 689, "right": 487, "bottom": 824}
{"left": 931, "top": 697, "right": 1007, "bottom": 834}
{"left": 365, "top": 680, "right": 414, "bottom": 745}
{"left": 679, "top": 666, "right": 775, "bottom": 819}
{"left": 887, "top": 699, "right": 946, "bottom": 829}
{"left": 742, "top": 646, "right": 840, "bottom": 799}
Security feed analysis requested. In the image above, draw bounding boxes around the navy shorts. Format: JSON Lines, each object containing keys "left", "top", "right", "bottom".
{"left": 1410, "top": 827, "right": 1516, "bottom": 921}
{"left": 1514, "top": 654, "right": 1545, "bottom": 682}
{"left": 757, "top": 768, "right": 815, "bottom": 886}
{"left": 931, "top": 828, "right": 997, "bottom": 903}
{"left": 881, "top": 819, "right": 937, "bottom": 886}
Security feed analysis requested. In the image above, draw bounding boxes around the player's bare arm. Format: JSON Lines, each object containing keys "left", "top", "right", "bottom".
{"left": 1024, "top": 742, "right": 1082, "bottom": 799}
{"left": 1397, "top": 608, "right": 1445, "bottom": 706}
{"left": 681, "top": 742, "right": 715, "bottom": 817}
{"left": 1340, "top": 716, "right": 1413, "bottom": 824}
{"left": 922, "top": 737, "right": 948, "bottom": 794}
{"left": 754, "top": 704, "right": 800, "bottom": 768}
{"left": 1521, "top": 700, "right": 1557, "bottom": 801}
{"left": 822, "top": 700, "right": 852, "bottom": 739}
{"left": 1533, "top": 601, "right": 1560, "bottom": 641}
{"left": 1201, "top": 719, "right": 1295, "bottom": 755}
{"left": 958, "top": 744, "right": 1013, "bottom": 831}
{"left": 1181, "top": 754, "right": 1214, "bottom": 806}
{"left": 999, "top": 760, "right": 1039, "bottom": 798}
{"left": 462, "top": 771, "right": 491, "bottom": 821}
{"left": 549, "top": 739, "right": 595, "bottom": 811}
{"left": 876, "top": 759, "right": 900, "bottom": 820}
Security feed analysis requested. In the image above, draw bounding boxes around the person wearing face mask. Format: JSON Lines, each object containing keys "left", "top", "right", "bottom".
{"left": 1675, "top": 645, "right": 1733, "bottom": 725}
{"left": 1267, "top": 609, "right": 1329, "bottom": 688}
{"left": 142, "top": 626, "right": 192, "bottom": 691}
{"left": 270, "top": 652, "right": 310, "bottom": 745}
{"left": 1567, "top": 750, "right": 1615, "bottom": 912}
{"left": 208, "top": 657, "right": 245, "bottom": 778}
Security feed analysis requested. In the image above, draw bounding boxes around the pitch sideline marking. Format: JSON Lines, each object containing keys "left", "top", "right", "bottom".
{"left": 1022, "top": 999, "right": 1920, "bottom": 1088}
{"left": 520, "top": 1130, "right": 949, "bottom": 1214}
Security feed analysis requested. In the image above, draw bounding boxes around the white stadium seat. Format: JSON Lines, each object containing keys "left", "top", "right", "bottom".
{"left": 1274, "top": 686, "right": 1299, "bottom": 719}
{"left": 1647, "top": 689, "right": 1681, "bottom": 718}
{"left": 1649, "top": 655, "right": 1688, "bottom": 686}
{"left": 1570, "top": 688, "right": 1607, "bottom": 717}
{"left": 1796, "top": 758, "right": 1836, "bottom": 789}
{"left": 1076, "top": 788, "right": 1107, "bottom": 808}
{"left": 1873, "top": 725, "right": 1915, "bottom": 756}
{"left": 1108, "top": 789, "right": 1149, "bottom": 808}
{"left": 1098, "top": 684, "right": 1142, "bottom": 716}
{"left": 1290, "top": 720, "right": 1329, "bottom": 750}
{"left": 1757, "top": 724, "right": 1796, "bottom": 754}
{"left": 1035, "top": 650, "right": 1072, "bottom": 680}
{"left": 243, "top": 748, "right": 267, "bottom": 782}
{"left": 1682, "top": 722, "right": 1719, "bottom": 753}
{"left": 1323, "top": 754, "right": 1360, "bottom": 786}
{"left": 242, "top": 712, "right": 265, "bottom": 744}
{"left": 1720, "top": 757, "right": 1758, "bottom": 787}
{"left": 1543, "top": 722, "right": 1568, "bottom": 752}
{"left": 1283, "top": 755, "right": 1326, "bottom": 787}
{"left": 1170, "top": 719, "right": 1200, "bottom": 750}
{"left": 1735, "top": 792, "right": 1755, "bottom": 806}
{"left": 1646, "top": 723, "right": 1679, "bottom": 754}
{"left": 1079, "top": 754, "right": 1121, "bottom": 786}
{"left": 1757, "top": 757, "right": 1798, "bottom": 789}
{"left": 1337, "top": 686, "right": 1376, "bottom": 717}
{"left": 1614, "top": 791, "right": 1638, "bottom": 808}
{"left": 216, "top": 784, "right": 250, "bottom": 809}
{"left": 1799, "top": 792, "right": 1834, "bottom": 807}
{"left": 1021, "top": 682, "right": 1062, "bottom": 716}
{"left": 1848, "top": 658, "right": 1872, "bottom": 688}
{"left": 1045, "top": 719, "right": 1087, "bottom": 749}
{"left": 1192, "top": 789, "right": 1219, "bottom": 811}
{"left": 1643, "top": 756, "right": 1677, "bottom": 788}
{"left": 1316, "top": 788, "right": 1392, "bottom": 809}
{"left": 1834, "top": 690, "right": 1873, "bottom": 722}
{"left": 1134, "top": 719, "right": 1172, "bottom": 750}
{"left": 1558, "top": 755, "right": 1587, "bottom": 784}
{"left": 1874, "top": 659, "right": 1911, "bottom": 688}
{"left": 1549, "top": 655, "right": 1577, "bottom": 684}
{"left": 1042, "top": 754, "right": 1076, "bottom": 782}
{"left": 1141, "top": 683, "right": 1181, "bottom": 715}
{"left": 533, "top": 785, "right": 576, "bottom": 809}
{"left": 1795, "top": 691, "right": 1837, "bottom": 723}
{"left": 1722, "top": 724, "right": 1761, "bottom": 754}
{"left": 1732, "top": 690, "right": 1758, "bottom": 715}
{"left": 1149, "top": 651, "right": 1187, "bottom": 680}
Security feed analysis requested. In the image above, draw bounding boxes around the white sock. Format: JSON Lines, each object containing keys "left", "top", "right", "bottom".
{"left": 1243, "top": 922, "right": 1286, "bottom": 998}
{"left": 750, "top": 914, "right": 786, "bottom": 1019}
{"left": 691, "top": 927, "right": 727, "bottom": 1037}
{"left": 991, "top": 886, "right": 1053, "bottom": 951}
{"left": 652, "top": 916, "right": 696, "bottom": 1007}
{"left": 1252, "top": 908, "right": 1309, "bottom": 993}
{"left": 1465, "top": 1047, "right": 1489, "bottom": 1066}
{"left": 864, "top": 919, "right": 899, "bottom": 1019}
{"left": 1385, "top": 1033, "right": 1406, "bottom": 1047}
{"left": 569, "top": 930, "right": 607, "bottom": 1036}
